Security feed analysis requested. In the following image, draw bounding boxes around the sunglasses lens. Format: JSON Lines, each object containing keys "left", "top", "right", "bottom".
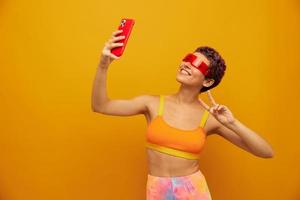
{"left": 182, "top": 53, "right": 209, "bottom": 76}
{"left": 183, "top": 54, "right": 194, "bottom": 62}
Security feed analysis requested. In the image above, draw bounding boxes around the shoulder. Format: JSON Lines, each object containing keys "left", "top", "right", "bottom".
{"left": 132, "top": 94, "right": 157, "bottom": 109}
{"left": 140, "top": 94, "right": 163, "bottom": 122}
{"left": 142, "top": 94, "right": 168, "bottom": 103}
{"left": 143, "top": 94, "right": 173, "bottom": 113}
{"left": 137, "top": 94, "right": 160, "bottom": 109}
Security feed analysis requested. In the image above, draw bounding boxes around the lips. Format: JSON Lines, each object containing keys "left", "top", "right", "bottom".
{"left": 180, "top": 68, "right": 191, "bottom": 76}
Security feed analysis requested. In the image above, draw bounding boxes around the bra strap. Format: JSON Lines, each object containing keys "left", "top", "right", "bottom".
{"left": 158, "top": 95, "right": 164, "bottom": 116}
{"left": 199, "top": 109, "right": 209, "bottom": 127}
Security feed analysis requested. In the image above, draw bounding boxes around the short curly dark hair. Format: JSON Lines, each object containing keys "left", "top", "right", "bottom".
{"left": 194, "top": 46, "right": 226, "bottom": 93}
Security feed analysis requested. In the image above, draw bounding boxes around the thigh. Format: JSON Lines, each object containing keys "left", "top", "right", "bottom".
{"left": 172, "top": 171, "right": 212, "bottom": 200}
{"left": 146, "top": 175, "right": 175, "bottom": 200}
{"left": 146, "top": 171, "right": 212, "bottom": 200}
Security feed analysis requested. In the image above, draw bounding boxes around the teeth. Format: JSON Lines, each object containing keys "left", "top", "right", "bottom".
{"left": 180, "top": 69, "right": 190, "bottom": 75}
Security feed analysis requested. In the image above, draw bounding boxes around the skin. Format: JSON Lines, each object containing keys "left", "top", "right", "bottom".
{"left": 92, "top": 29, "right": 274, "bottom": 178}
{"left": 144, "top": 52, "right": 274, "bottom": 177}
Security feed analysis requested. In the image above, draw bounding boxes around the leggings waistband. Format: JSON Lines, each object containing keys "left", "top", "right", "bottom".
{"left": 147, "top": 169, "right": 203, "bottom": 180}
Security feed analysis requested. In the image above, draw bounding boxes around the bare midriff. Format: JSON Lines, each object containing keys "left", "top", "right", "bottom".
{"left": 147, "top": 148, "right": 200, "bottom": 177}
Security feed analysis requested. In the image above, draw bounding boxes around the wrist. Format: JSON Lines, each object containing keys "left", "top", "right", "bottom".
{"left": 97, "top": 65, "right": 109, "bottom": 71}
{"left": 98, "top": 60, "right": 110, "bottom": 69}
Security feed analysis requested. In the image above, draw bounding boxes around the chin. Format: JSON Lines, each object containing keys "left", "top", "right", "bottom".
{"left": 176, "top": 71, "right": 191, "bottom": 80}
{"left": 176, "top": 75, "right": 191, "bottom": 85}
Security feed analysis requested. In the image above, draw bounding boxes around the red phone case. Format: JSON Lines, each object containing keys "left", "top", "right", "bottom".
{"left": 111, "top": 18, "right": 135, "bottom": 57}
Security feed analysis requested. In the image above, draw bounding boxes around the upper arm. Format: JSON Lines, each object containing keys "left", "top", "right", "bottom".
{"left": 211, "top": 118, "right": 252, "bottom": 153}
{"left": 92, "top": 94, "right": 154, "bottom": 116}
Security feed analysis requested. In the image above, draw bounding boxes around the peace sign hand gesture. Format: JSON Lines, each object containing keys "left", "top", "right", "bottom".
{"left": 198, "top": 90, "right": 236, "bottom": 126}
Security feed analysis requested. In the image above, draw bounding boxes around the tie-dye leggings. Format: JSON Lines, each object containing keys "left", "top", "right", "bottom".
{"left": 146, "top": 169, "right": 212, "bottom": 200}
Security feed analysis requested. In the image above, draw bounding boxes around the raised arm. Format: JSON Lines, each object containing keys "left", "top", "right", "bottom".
{"left": 91, "top": 29, "right": 152, "bottom": 116}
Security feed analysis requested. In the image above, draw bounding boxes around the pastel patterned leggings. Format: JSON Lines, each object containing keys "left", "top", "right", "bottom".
{"left": 146, "top": 170, "right": 212, "bottom": 200}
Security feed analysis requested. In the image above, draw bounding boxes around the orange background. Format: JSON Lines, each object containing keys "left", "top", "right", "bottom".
{"left": 0, "top": 0, "right": 299, "bottom": 199}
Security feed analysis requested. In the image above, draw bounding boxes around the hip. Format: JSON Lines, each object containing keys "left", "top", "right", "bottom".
{"left": 146, "top": 169, "right": 212, "bottom": 200}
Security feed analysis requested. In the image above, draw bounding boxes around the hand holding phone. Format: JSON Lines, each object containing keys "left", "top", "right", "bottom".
{"left": 101, "top": 29, "right": 124, "bottom": 63}
{"left": 111, "top": 18, "right": 135, "bottom": 57}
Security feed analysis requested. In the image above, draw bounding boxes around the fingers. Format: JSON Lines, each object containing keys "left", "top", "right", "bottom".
{"left": 104, "top": 34, "right": 125, "bottom": 50}
{"left": 218, "top": 105, "right": 226, "bottom": 112}
{"left": 207, "top": 90, "right": 217, "bottom": 105}
{"left": 109, "top": 53, "right": 120, "bottom": 60}
{"left": 198, "top": 98, "right": 210, "bottom": 111}
{"left": 112, "top": 29, "right": 123, "bottom": 37}
{"left": 104, "top": 41, "right": 124, "bottom": 50}
{"left": 100, "top": 30, "right": 124, "bottom": 61}
{"left": 209, "top": 104, "right": 219, "bottom": 114}
{"left": 110, "top": 42, "right": 124, "bottom": 49}
{"left": 209, "top": 104, "right": 227, "bottom": 114}
{"left": 110, "top": 35, "right": 125, "bottom": 43}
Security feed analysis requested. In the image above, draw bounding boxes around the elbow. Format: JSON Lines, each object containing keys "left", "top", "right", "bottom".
{"left": 91, "top": 107, "right": 97, "bottom": 112}
{"left": 91, "top": 106, "right": 97, "bottom": 112}
{"left": 264, "top": 145, "right": 275, "bottom": 158}
{"left": 91, "top": 104, "right": 102, "bottom": 113}
{"left": 91, "top": 99, "right": 110, "bottom": 113}
{"left": 256, "top": 149, "right": 275, "bottom": 159}
{"left": 261, "top": 152, "right": 274, "bottom": 158}
{"left": 267, "top": 149, "right": 275, "bottom": 158}
{"left": 251, "top": 142, "right": 275, "bottom": 159}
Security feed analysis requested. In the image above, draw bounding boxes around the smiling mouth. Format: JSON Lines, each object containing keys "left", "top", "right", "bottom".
{"left": 180, "top": 68, "right": 191, "bottom": 76}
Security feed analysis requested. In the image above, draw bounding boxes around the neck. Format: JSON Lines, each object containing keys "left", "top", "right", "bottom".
{"left": 172, "top": 84, "right": 201, "bottom": 105}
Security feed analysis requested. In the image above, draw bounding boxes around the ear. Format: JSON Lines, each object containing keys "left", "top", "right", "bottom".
{"left": 203, "top": 78, "right": 215, "bottom": 87}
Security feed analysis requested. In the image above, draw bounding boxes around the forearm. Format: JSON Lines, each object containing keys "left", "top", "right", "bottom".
{"left": 227, "top": 119, "right": 274, "bottom": 158}
{"left": 91, "top": 57, "right": 111, "bottom": 111}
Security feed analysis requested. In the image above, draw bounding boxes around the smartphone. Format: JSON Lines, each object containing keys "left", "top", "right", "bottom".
{"left": 111, "top": 18, "right": 135, "bottom": 57}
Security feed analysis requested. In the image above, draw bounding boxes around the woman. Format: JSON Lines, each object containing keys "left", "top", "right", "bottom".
{"left": 91, "top": 29, "right": 274, "bottom": 200}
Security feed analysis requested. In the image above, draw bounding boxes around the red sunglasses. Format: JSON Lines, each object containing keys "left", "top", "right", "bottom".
{"left": 182, "top": 53, "right": 210, "bottom": 76}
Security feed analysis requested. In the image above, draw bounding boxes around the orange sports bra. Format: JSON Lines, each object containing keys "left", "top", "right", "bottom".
{"left": 146, "top": 95, "right": 210, "bottom": 160}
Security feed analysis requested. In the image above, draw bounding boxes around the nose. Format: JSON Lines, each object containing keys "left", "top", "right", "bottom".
{"left": 182, "top": 62, "right": 192, "bottom": 70}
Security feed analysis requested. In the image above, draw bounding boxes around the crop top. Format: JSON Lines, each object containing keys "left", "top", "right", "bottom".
{"left": 146, "top": 95, "right": 209, "bottom": 160}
